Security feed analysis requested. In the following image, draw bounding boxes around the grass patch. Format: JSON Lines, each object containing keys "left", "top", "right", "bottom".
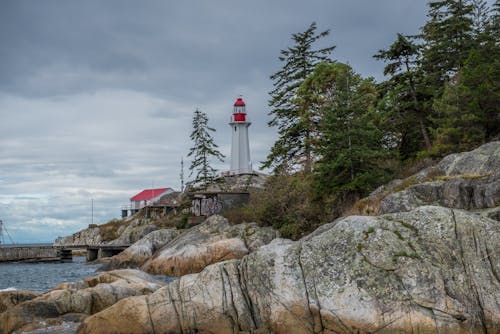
{"left": 434, "top": 173, "right": 490, "bottom": 181}
{"left": 99, "top": 219, "right": 128, "bottom": 242}
{"left": 392, "top": 230, "right": 404, "bottom": 240}
{"left": 346, "top": 196, "right": 382, "bottom": 216}
{"left": 362, "top": 226, "right": 376, "bottom": 239}
{"left": 407, "top": 241, "right": 417, "bottom": 252}
{"left": 396, "top": 220, "right": 419, "bottom": 234}
{"left": 393, "top": 250, "right": 420, "bottom": 259}
{"left": 393, "top": 176, "right": 418, "bottom": 192}
{"left": 357, "top": 243, "right": 365, "bottom": 252}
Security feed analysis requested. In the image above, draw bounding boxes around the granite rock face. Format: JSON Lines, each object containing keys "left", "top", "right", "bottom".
{"left": 53, "top": 215, "right": 158, "bottom": 247}
{"left": 380, "top": 171, "right": 500, "bottom": 214}
{"left": 53, "top": 225, "right": 103, "bottom": 246}
{"left": 376, "top": 142, "right": 500, "bottom": 216}
{"left": 100, "top": 228, "right": 181, "bottom": 271}
{"left": 0, "top": 269, "right": 165, "bottom": 334}
{"left": 436, "top": 141, "right": 500, "bottom": 176}
{"left": 140, "top": 215, "right": 279, "bottom": 276}
{"left": 0, "top": 290, "right": 40, "bottom": 314}
{"left": 78, "top": 206, "right": 500, "bottom": 334}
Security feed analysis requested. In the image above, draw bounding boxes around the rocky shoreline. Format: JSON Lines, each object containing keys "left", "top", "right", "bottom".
{"left": 1, "top": 142, "right": 499, "bottom": 333}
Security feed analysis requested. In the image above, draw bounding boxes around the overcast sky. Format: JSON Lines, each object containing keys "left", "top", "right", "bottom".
{"left": 1, "top": 1, "right": 488, "bottom": 243}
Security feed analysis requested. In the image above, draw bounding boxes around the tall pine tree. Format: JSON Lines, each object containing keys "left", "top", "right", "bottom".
{"left": 374, "top": 33, "right": 432, "bottom": 158}
{"left": 263, "top": 22, "right": 335, "bottom": 173}
{"left": 187, "top": 109, "right": 225, "bottom": 188}
{"left": 421, "top": 0, "right": 475, "bottom": 86}
{"left": 471, "top": 0, "right": 490, "bottom": 35}
{"left": 298, "top": 62, "right": 394, "bottom": 199}
{"left": 432, "top": 0, "right": 500, "bottom": 156}
{"left": 432, "top": 1, "right": 500, "bottom": 154}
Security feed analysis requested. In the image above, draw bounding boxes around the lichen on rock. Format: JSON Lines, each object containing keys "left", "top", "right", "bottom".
{"left": 78, "top": 206, "right": 500, "bottom": 333}
{"left": 140, "top": 215, "right": 279, "bottom": 276}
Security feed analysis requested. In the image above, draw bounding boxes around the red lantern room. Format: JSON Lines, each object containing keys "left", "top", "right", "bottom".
{"left": 233, "top": 97, "right": 246, "bottom": 122}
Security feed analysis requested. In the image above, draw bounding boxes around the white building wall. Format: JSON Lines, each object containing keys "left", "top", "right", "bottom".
{"left": 230, "top": 120, "right": 252, "bottom": 174}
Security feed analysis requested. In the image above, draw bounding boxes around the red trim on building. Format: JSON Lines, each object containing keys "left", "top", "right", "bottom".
{"left": 233, "top": 114, "right": 246, "bottom": 121}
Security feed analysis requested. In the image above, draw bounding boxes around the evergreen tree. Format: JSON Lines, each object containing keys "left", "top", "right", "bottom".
{"left": 421, "top": 0, "right": 475, "bottom": 86}
{"left": 431, "top": 1, "right": 499, "bottom": 155}
{"left": 471, "top": 0, "right": 490, "bottom": 35}
{"left": 187, "top": 109, "right": 225, "bottom": 187}
{"left": 374, "top": 33, "right": 432, "bottom": 158}
{"left": 263, "top": 22, "right": 335, "bottom": 172}
{"left": 299, "top": 62, "right": 394, "bottom": 198}
{"left": 431, "top": 74, "right": 485, "bottom": 154}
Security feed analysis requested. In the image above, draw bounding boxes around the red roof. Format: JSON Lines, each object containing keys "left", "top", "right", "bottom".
{"left": 234, "top": 97, "right": 245, "bottom": 107}
{"left": 130, "top": 188, "right": 171, "bottom": 201}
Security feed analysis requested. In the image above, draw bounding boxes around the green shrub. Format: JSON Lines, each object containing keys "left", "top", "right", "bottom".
{"left": 175, "top": 213, "right": 189, "bottom": 229}
{"left": 224, "top": 172, "right": 334, "bottom": 240}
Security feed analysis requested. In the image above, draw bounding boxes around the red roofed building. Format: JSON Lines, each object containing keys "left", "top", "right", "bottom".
{"left": 130, "top": 187, "right": 173, "bottom": 211}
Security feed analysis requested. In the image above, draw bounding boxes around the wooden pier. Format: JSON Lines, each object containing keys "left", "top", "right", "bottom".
{"left": 0, "top": 244, "right": 129, "bottom": 263}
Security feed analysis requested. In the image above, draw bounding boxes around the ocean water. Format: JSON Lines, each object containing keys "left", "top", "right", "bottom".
{"left": 0, "top": 256, "right": 100, "bottom": 292}
{"left": 0, "top": 252, "right": 177, "bottom": 333}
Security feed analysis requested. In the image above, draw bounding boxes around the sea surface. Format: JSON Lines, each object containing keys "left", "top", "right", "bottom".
{"left": 0, "top": 256, "right": 101, "bottom": 292}
{"left": 0, "top": 246, "right": 176, "bottom": 333}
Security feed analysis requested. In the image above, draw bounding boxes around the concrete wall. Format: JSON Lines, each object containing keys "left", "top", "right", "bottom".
{"left": 192, "top": 193, "right": 249, "bottom": 216}
{"left": 0, "top": 246, "right": 59, "bottom": 262}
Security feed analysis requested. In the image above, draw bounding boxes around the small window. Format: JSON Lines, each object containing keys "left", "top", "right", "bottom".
{"left": 234, "top": 127, "right": 237, "bottom": 132}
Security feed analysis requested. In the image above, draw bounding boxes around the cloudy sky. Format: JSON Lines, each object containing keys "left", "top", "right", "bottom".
{"left": 1, "top": 0, "right": 479, "bottom": 243}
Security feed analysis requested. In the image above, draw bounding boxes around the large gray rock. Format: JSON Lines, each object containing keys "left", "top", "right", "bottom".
{"left": 436, "top": 141, "right": 500, "bottom": 176}
{"left": 140, "top": 215, "right": 279, "bottom": 276}
{"left": 378, "top": 142, "right": 500, "bottom": 215}
{"left": 380, "top": 172, "right": 500, "bottom": 213}
{"left": 0, "top": 269, "right": 165, "bottom": 334}
{"left": 0, "top": 290, "right": 40, "bottom": 314}
{"left": 78, "top": 206, "right": 500, "bottom": 333}
{"left": 54, "top": 225, "right": 103, "bottom": 246}
{"left": 107, "top": 218, "right": 158, "bottom": 245}
{"left": 101, "top": 228, "right": 181, "bottom": 271}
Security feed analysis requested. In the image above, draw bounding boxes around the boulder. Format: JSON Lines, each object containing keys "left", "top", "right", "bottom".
{"left": 78, "top": 206, "right": 500, "bottom": 334}
{"left": 380, "top": 172, "right": 500, "bottom": 214}
{"left": 54, "top": 225, "right": 103, "bottom": 246}
{"left": 436, "top": 141, "right": 500, "bottom": 176}
{"left": 0, "top": 290, "right": 40, "bottom": 314}
{"left": 140, "top": 215, "right": 279, "bottom": 276}
{"left": 107, "top": 218, "right": 159, "bottom": 245}
{"left": 372, "top": 142, "right": 500, "bottom": 216}
{"left": 101, "top": 229, "right": 181, "bottom": 271}
{"left": 0, "top": 269, "right": 165, "bottom": 334}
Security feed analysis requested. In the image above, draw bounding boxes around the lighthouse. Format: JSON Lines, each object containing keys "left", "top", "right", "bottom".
{"left": 229, "top": 97, "right": 252, "bottom": 174}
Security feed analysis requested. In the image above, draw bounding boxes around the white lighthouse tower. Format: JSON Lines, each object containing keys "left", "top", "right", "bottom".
{"left": 229, "top": 97, "right": 252, "bottom": 174}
